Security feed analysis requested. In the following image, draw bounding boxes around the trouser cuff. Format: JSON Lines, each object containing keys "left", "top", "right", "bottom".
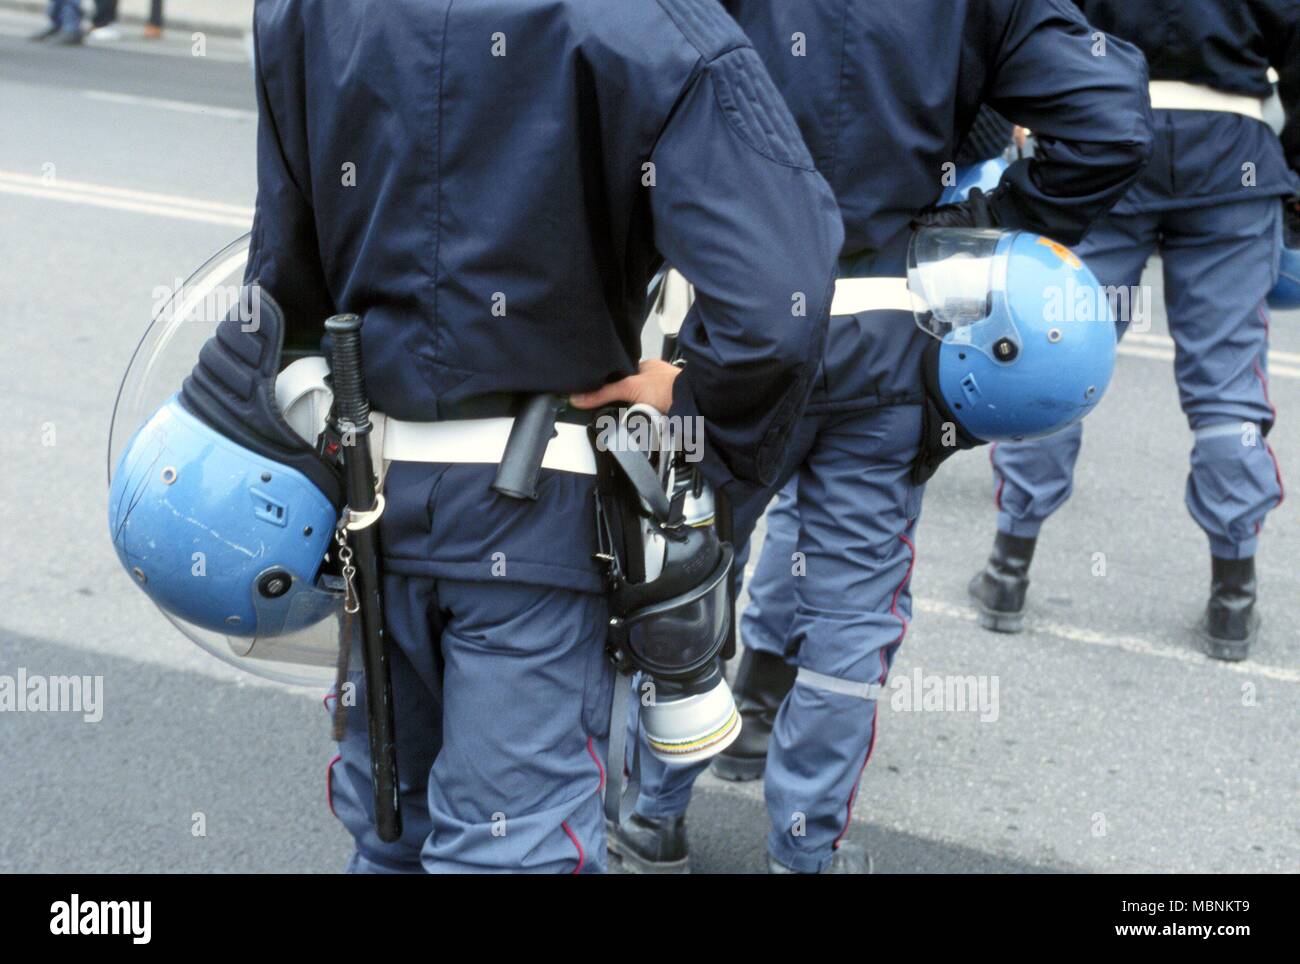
{"left": 1208, "top": 535, "right": 1257, "bottom": 560}
{"left": 996, "top": 512, "right": 1044, "bottom": 540}
{"left": 738, "top": 622, "right": 788, "bottom": 658}
{"left": 632, "top": 766, "right": 705, "bottom": 819}
{"left": 766, "top": 830, "right": 832, "bottom": 874}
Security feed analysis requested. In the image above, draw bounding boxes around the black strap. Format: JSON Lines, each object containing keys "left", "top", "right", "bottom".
{"left": 714, "top": 486, "right": 739, "bottom": 662}
{"left": 603, "top": 670, "right": 642, "bottom": 826}
{"left": 606, "top": 427, "right": 672, "bottom": 521}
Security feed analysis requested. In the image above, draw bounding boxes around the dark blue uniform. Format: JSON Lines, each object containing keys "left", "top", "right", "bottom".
{"left": 249, "top": 0, "right": 843, "bottom": 873}
{"left": 993, "top": 0, "right": 1298, "bottom": 560}
{"left": 631, "top": 0, "right": 1153, "bottom": 872}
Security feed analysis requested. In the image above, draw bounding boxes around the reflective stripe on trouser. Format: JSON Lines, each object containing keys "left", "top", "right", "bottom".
{"left": 331, "top": 575, "right": 612, "bottom": 874}
{"left": 991, "top": 198, "right": 1284, "bottom": 558}
{"left": 632, "top": 406, "right": 923, "bottom": 875}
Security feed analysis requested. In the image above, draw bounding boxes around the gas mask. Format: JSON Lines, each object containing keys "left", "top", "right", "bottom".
{"left": 593, "top": 405, "right": 740, "bottom": 766}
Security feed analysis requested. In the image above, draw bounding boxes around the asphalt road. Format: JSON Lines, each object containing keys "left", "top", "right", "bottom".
{"left": 2, "top": 10, "right": 1297, "bottom": 874}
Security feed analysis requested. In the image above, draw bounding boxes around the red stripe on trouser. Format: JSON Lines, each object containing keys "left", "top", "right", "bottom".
{"left": 561, "top": 821, "right": 585, "bottom": 874}
{"left": 586, "top": 735, "right": 606, "bottom": 793}
{"left": 989, "top": 443, "right": 1005, "bottom": 510}
{"left": 326, "top": 754, "right": 341, "bottom": 819}
{"left": 557, "top": 734, "right": 606, "bottom": 873}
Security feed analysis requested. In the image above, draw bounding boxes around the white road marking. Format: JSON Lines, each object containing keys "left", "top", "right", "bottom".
{"left": 914, "top": 597, "right": 1300, "bottom": 684}
{"left": 1118, "top": 341, "right": 1300, "bottom": 379}
{"left": 1125, "top": 331, "right": 1300, "bottom": 367}
{"left": 0, "top": 170, "right": 252, "bottom": 228}
{"left": 83, "top": 89, "right": 256, "bottom": 120}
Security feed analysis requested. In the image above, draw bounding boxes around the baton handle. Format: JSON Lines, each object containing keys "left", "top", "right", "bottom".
{"left": 326, "top": 313, "right": 402, "bottom": 844}
{"left": 325, "top": 314, "right": 371, "bottom": 431}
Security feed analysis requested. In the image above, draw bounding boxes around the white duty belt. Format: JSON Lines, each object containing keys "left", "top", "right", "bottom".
{"left": 830, "top": 276, "right": 926, "bottom": 317}
{"left": 1148, "top": 80, "right": 1265, "bottom": 121}
{"left": 371, "top": 413, "right": 597, "bottom": 475}
{"left": 274, "top": 356, "right": 598, "bottom": 477}
{"left": 652, "top": 266, "right": 923, "bottom": 328}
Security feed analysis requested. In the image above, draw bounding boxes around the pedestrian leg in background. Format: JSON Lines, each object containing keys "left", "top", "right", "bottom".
{"left": 764, "top": 405, "right": 923, "bottom": 874}
{"left": 33, "top": 0, "right": 82, "bottom": 43}
{"left": 1160, "top": 198, "right": 1285, "bottom": 660}
{"left": 144, "top": 0, "right": 163, "bottom": 39}
{"left": 971, "top": 211, "right": 1159, "bottom": 631}
{"left": 86, "top": 0, "right": 122, "bottom": 43}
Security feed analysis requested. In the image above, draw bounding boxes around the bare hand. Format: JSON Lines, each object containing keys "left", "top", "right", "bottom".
{"left": 570, "top": 359, "right": 682, "bottom": 414}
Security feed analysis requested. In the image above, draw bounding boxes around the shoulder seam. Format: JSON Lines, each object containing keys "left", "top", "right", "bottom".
{"left": 702, "top": 41, "right": 750, "bottom": 66}
{"left": 653, "top": 0, "right": 748, "bottom": 63}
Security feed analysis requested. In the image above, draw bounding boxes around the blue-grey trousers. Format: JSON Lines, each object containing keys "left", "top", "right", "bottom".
{"left": 632, "top": 404, "right": 923, "bottom": 872}
{"left": 992, "top": 198, "right": 1285, "bottom": 558}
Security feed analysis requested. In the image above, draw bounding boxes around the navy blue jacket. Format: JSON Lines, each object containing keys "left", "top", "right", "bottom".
{"left": 723, "top": 0, "right": 1154, "bottom": 411}
{"left": 725, "top": 0, "right": 1153, "bottom": 261}
{"left": 1075, "top": 1, "right": 1300, "bottom": 211}
{"left": 247, "top": 0, "right": 843, "bottom": 496}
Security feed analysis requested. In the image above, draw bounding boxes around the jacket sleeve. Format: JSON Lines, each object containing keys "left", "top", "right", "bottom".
{"left": 1255, "top": 0, "right": 1300, "bottom": 176}
{"left": 982, "top": 0, "right": 1155, "bottom": 244}
{"left": 245, "top": 7, "right": 336, "bottom": 336}
{"left": 650, "top": 45, "right": 844, "bottom": 492}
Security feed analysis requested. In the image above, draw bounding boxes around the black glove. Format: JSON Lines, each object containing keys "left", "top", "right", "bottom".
{"left": 911, "top": 186, "right": 1004, "bottom": 232}
{"left": 911, "top": 340, "right": 982, "bottom": 486}
{"left": 1284, "top": 196, "right": 1300, "bottom": 247}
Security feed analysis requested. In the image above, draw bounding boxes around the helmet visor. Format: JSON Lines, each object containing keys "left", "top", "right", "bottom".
{"left": 908, "top": 228, "right": 1019, "bottom": 359}
{"left": 108, "top": 234, "right": 340, "bottom": 687}
{"left": 109, "top": 233, "right": 252, "bottom": 476}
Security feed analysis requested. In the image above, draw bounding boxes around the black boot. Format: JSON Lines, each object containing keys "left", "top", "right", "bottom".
{"left": 710, "top": 648, "right": 797, "bottom": 782}
{"left": 967, "top": 532, "right": 1037, "bottom": 633}
{"left": 1201, "top": 556, "right": 1259, "bottom": 662}
{"left": 607, "top": 812, "right": 689, "bottom": 874}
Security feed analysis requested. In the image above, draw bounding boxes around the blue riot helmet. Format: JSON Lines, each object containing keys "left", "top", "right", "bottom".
{"left": 908, "top": 228, "right": 1117, "bottom": 442}
{"left": 1269, "top": 200, "right": 1300, "bottom": 310}
{"left": 938, "top": 156, "right": 1010, "bottom": 207}
{"left": 108, "top": 235, "right": 345, "bottom": 685}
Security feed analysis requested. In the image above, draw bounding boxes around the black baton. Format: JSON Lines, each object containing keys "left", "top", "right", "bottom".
{"left": 325, "top": 314, "right": 402, "bottom": 843}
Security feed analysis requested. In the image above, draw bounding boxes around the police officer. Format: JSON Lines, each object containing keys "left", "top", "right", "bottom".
{"left": 248, "top": 0, "right": 843, "bottom": 873}
{"left": 610, "top": 0, "right": 1154, "bottom": 874}
{"left": 971, "top": 1, "right": 1299, "bottom": 662}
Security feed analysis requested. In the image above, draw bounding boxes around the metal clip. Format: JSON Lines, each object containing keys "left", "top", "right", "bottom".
{"left": 334, "top": 528, "right": 360, "bottom": 614}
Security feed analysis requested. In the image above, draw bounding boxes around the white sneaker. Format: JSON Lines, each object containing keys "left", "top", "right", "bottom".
{"left": 86, "top": 25, "right": 123, "bottom": 43}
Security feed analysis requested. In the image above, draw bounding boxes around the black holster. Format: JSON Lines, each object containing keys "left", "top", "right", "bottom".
{"left": 492, "top": 393, "right": 564, "bottom": 500}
